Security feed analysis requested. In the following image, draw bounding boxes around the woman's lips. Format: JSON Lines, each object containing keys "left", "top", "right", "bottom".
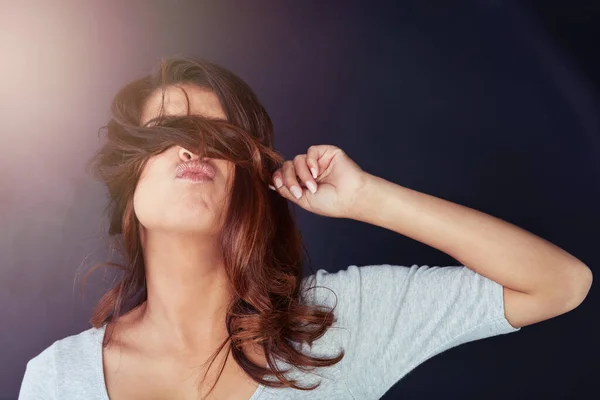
{"left": 177, "top": 171, "right": 213, "bottom": 183}
{"left": 176, "top": 161, "right": 215, "bottom": 183}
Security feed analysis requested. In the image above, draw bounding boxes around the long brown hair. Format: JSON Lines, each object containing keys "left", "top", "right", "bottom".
{"left": 82, "top": 56, "right": 343, "bottom": 396}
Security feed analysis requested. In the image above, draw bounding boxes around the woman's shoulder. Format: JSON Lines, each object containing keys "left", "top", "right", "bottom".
{"left": 20, "top": 325, "right": 107, "bottom": 398}
{"left": 26, "top": 324, "right": 106, "bottom": 373}
{"left": 300, "top": 265, "right": 370, "bottom": 302}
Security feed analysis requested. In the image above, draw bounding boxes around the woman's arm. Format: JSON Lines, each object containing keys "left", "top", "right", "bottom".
{"left": 270, "top": 144, "right": 592, "bottom": 327}
{"left": 348, "top": 173, "right": 593, "bottom": 327}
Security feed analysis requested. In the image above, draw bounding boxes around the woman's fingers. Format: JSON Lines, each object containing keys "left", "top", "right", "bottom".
{"left": 271, "top": 149, "right": 320, "bottom": 199}
{"left": 271, "top": 165, "right": 300, "bottom": 202}
{"left": 281, "top": 160, "right": 303, "bottom": 199}
{"left": 293, "top": 154, "right": 317, "bottom": 194}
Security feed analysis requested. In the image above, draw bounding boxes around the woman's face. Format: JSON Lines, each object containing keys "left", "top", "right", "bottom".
{"left": 133, "top": 84, "right": 235, "bottom": 236}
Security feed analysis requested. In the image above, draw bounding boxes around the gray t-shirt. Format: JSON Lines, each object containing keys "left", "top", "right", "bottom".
{"left": 18, "top": 264, "right": 520, "bottom": 399}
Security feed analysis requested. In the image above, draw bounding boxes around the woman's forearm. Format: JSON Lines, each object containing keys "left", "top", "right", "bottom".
{"left": 348, "top": 173, "right": 592, "bottom": 298}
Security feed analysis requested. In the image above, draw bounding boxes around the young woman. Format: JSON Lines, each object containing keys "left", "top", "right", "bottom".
{"left": 19, "top": 56, "right": 592, "bottom": 400}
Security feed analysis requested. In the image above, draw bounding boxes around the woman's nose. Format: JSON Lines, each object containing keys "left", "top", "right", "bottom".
{"left": 178, "top": 146, "right": 200, "bottom": 161}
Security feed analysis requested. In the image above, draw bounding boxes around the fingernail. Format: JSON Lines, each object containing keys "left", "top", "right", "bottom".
{"left": 291, "top": 186, "right": 302, "bottom": 199}
{"left": 310, "top": 167, "right": 318, "bottom": 179}
{"left": 306, "top": 180, "right": 317, "bottom": 194}
{"left": 268, "top": 184, "right": 277, "bottom": 191}
{"left": 274, "top": 177, "right": 283, "bottom": 188}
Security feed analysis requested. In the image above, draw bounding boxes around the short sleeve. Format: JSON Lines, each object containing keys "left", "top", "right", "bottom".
{"left": 18, "top": 344, "right": 57, "bottom": 400}
{"left": 312, "top": 264, "right": 521, "bottom": 400}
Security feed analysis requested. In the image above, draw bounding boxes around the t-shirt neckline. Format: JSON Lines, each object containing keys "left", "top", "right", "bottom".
{"left": 93, "top": 323, "right": 266, "bottom": 400}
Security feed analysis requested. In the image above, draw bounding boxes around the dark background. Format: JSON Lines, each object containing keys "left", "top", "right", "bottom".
{"left": 1, "top": 1, "right": 598, "bottom": 398}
